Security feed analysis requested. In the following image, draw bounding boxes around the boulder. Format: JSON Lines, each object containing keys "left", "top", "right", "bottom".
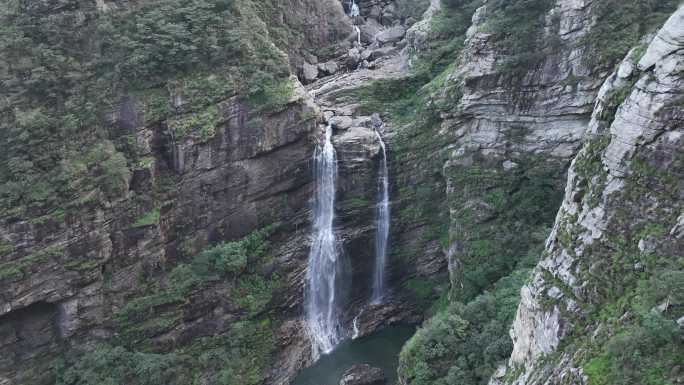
{"left": 318, "top": 60, "right": 339, "bottom": 76}
{"left": 376, "top": 26, "right": 405, "bottom": 46}
{"left": 380, "top": 3, "right": 397, "bottom": 25}
{"left": 339, "top": 364, "right": 386, "bottom": 385}
{"left": 370, "top": 113, "right": 382, "bottom": 129}
{"left": 301, "top": 62, "right": 319, "bottom": 83}
{"left": 329, "top": 115, "right": 354, "bottom": 130}
{"left": 303, "top": 52, "right": 318, "bottom": 65}
{"left": 502, "top": 160, "right": 519, "bottom": 170}
{"left": 368, "top": 5, "right": 381, "bottom": 19}
{"left": 359, "top": 18, "right": 383, "bottom": 44}
{"left": 361, "top": 49, "right": 373, "bottom": 61}
{"left": 345, "top": 48, "right": 362, "bottom": 69}
{"left": 368, "top": 45, "right": 398, "bottom": 61}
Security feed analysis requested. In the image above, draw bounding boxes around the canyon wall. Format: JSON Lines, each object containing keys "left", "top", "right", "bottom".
{"left": 1, "top": 0, "right": 682, "bottom": 384}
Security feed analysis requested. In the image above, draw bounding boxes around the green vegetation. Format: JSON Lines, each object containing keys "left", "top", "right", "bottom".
{"left": 481, "top": 0, "right": 555, "bottom": 74}
{"left": 0, "top": 242, "right": 15, "bottom": 256}
{"left": 0, "top": 245, "right": 65, "bottom": 280}
{"left": 572, "top": 135, "right": 610, "bottom": 209}
{"left": 115, "top": 226, "right": 277, "bottom": 341}
{"left": 399, "top": 269, "right": 531, "bottom": 385}
{"left": 342, "top": 196, "right": 371, "bottom": 209}
{"left": 403, "top": 277, "right": 450, "bottom": 313}
{"left": 597, "top": 76, "right": 640, "bottom": 126}
{"left": 347, "top": 5, "right": 572, "bottom": 384}
{"left": 412, "top": 0, "right": 480, "bottom": 78}
{"left": 396, "top": 0, "right": 432, "bottom": 20}
{"left": 0, "top": 0, "right": 293, "bottom": 217}
{"left": 235, "top": 274, "right": 284, "bottom": 316}
{"left": 535, "top": 119, "right": 684, "bottom": 385}
{"left": 168, "top": 105, "right": 220, "bottom": 140}
{"left": 582, "top": 269, "right": 684, "bottom": 385}
{"left": 347, "top": 13, "right": 568, "bottom": 385}
{"left": 446, "top": 156, "right": 564, "bottom": 301}
{"left": 55, "top": 345, "right": 188, "bottom": 385}
{"left": 131, "top": 208, "right": 161, "bottom": 229}
{"left": 581, "top": 0, "right": 680, "bottom": 68}
{"left": 56, "top": 318, "right": 276, "bottom": 385}
{"left": 56, "top": 226, "right": 281, "bottom": 383}
{"left": 404, "top": 278, "right": 438, "bottom": 301}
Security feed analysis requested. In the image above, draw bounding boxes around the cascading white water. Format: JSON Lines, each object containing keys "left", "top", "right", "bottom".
{"left": 354, "top": 26, "right": 361, "bottom": 46}
{"left": 349, "top": 0, "right": 360, "bottom": 17}
{"left": 351, "top": 308, "right": 364, "bottom": 339}
{"left": 305, "top": 123, "right": 341, "bottom": 356}
{"left": 371, "top": 130, "right": 390, "bottom": 304}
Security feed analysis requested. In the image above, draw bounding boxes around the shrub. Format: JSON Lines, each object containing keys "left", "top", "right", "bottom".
{"left": 399, "top": 269, "right": 529, "bottom": 385}
{"left": 584, "top": 311, "right": 683, "bottom": 385}
{"left": 131, "top": 209, "right": 160, "bottom": 229}
{"left": 485, "top": 0, "right": 555, "bottom": 74}
{"left": 55, "top": 345, "right": 188, "bottom": 385}
{"left": 114, "top": 226, "right": 277, "bottom": 344}
{"left": 235, "top": 274, "right": 283, "bottom": 315}
{"left": 0, "top": 0, "right": 293, "bottom": 217}
{"left": 191, "top": 225, "right": 275, "bottom": 277}
{"left": 581, "top": 0, "right": 681, "bottom": 68}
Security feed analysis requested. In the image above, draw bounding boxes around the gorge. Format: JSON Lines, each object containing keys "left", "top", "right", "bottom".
{"left": 0, "top": 0, "right": 683, "bottom": 385}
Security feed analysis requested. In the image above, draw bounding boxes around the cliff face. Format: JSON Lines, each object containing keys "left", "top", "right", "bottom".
{"left": 393, "top": 0, "right": 683, "bottom": 384}
{"left": 0, "top": 79, "right": 317, "bottom": 384}
{"left": 440, "top": 0, "right": 601, "bottom": 300}
{"left": 1, "top": 0, "right": 682, "bottom": 384}
{"left": 498, "top": 7, "right": 684, "bottom": 384}
{"left": 0, "top": 0, "right": 428, "bottom": 384}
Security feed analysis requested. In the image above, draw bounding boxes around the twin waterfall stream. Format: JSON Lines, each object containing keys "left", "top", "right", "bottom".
{"left": 305, "top": 123, "right": 342, "bottom": 355}
{"left": 372, "top": 132, "right": 390, "bottom": 305}
{"left": 305, "top": 122, "right": 390, "bottom": 357}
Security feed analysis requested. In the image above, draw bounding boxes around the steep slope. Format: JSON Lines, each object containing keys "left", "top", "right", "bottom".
{"left": 495, "top": 7, "right": 684, "bottom": 385}
{"left": 0, "top": 1, "right": 359, "bottom": 384}
{"left": 1, "top": 0, "right": 682, "bottom": 384}
{"left": 364, "top": 0, "right": 682, "bottom": 384}
{"left": 0, "top": 0, "right": 434, "bottom": 384}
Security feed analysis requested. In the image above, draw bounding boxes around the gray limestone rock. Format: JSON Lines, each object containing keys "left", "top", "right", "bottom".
{"left": 302, "top": 62, "right": 320, "bottom": 83}
{"left": 376, "top": 26, "right": 406, "bottom": 45}
{"left": 346, "top": 48, "right": 362, "bottom": 69}
{"left": 330, "top": 115, "right": 354, "bottom": 130}
{"left": 318, "top": 60, "right": 340, "bottom": 76}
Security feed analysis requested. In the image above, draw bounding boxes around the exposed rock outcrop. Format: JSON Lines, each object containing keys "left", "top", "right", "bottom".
{"left": 394, "top": 0, "right": 681, "bottom": 384}
{"left": 339, "top": 364, "right": 386, "bottom": 385}
{"left": 496, "top": 6, "right": 684, "bottom": 385}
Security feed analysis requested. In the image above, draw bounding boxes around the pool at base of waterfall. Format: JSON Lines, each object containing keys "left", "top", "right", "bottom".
{"left": 292, "top": 325, "right": 415, "bottom": 385}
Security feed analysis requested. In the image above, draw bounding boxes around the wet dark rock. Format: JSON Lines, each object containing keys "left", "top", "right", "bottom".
{"left": 339, "top": 364, "right": 386, "bottom": 385}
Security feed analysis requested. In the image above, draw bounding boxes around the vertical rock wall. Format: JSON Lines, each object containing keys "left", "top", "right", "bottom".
{"left": 497, "top": 7, "right": 684, "bottom": 385}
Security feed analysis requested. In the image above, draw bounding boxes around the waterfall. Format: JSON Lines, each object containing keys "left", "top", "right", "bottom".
{"left": 354, "top": 26, "right": 361, "bottom": 46}
{"left": 350, "top": 0, "right": 360, "bottom": 17}
{"left": 371, "top": 130, "right": 390, "bottom": 304}
{"left": 305, "top": 123, "right": 341, "bottom": 356}
{"left": 351, "top": 309, "right": 364, "bottom": 340}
